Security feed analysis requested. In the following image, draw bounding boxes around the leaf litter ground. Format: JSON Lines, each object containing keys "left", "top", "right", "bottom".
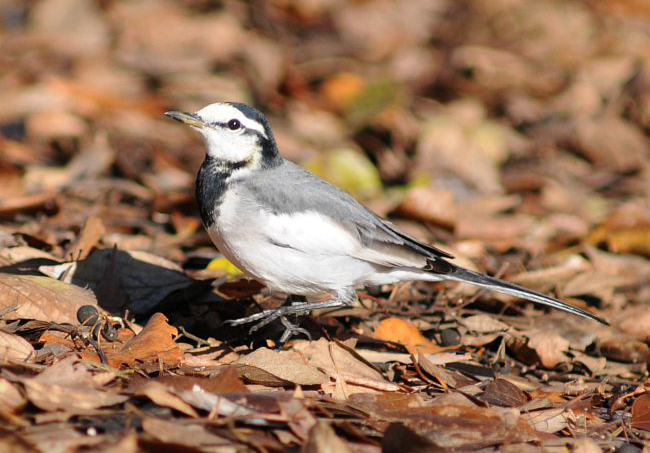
{"left": 1, "top": 0, "right": 650, "bottom": 451}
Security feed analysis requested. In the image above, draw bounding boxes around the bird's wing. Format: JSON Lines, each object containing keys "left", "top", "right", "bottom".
{"left": 243, "top": 161, "right": 453, "bottom": 269}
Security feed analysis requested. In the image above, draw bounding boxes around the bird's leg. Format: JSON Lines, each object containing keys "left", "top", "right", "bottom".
{"left": 225, "top": 289, "right": 357, "bottom": 338}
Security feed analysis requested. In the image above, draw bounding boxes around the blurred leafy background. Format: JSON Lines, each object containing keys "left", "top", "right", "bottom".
{"left": 0, "top": 0, "right": 648, "bottom": 282}
{"left": 2, "top": 2, "right": 650, "bottom": 449}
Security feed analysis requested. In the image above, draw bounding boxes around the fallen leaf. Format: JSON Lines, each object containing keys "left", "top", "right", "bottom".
{"left": 571, "top": 438, "right": 603, "bottom": 453}
{"left": 303, "top": 420, "right": 353, "bottom": 453}
{"left": 0, "top": 377, "right": 26, "bottom": 411}
{"left": 613, "top": 306, "right": 650, "bottom": 339}
{"left": 374, "top": 317, "right": 442, "bottom": 354}
{"left": 525, "top": 408, "right": 568, "bottom": 433}
{"left": 0, "top": 273, "right": 98, "bottom": 324}
{"left": 141, "top": 417, "right": 233, "bottom": 449}
{"left": 293, "top": 339, "right": 397, "bottom": 397}
{"left": 586, "top": 201, "right": 650, "bottom": 257}
{"left": 279, "top": 398, "right": 317, "bottom": 441}
{"left": 0, "top": 330, "right": 34, "bottom": 362}
{"left": 481, "top": 378, "right": 528, "bottom": 408}
{"left": 381, "top": 422, "right": 440, "bottom": 453}
{"left": 67, "top": 216, "right": 105, "bottom": 260}
{"left": 134, "top": 381, "right": 198, "bottom": 417}
{"left": 106, "top": 312, "right": 183, "bottom": 368}
{"left": 395, "top": 186, "right": 457, "bottom": 229}
{"left": 0, "top": 191, "right": 58, "bottom": 219}
{"left": 320, "top": 72, "right": 365, "bottom": 109}
{"left": 631, "top": 393, "right": 650, "bottom": 431}
{"left": 599, "top": 337, "right": 650, "bottom": 364}
{"left": 460, "top": 314, "right": 511, "bottom": 334}
{"left": 526, "top": 329, "right": 570, "bottom": 368}
{"left": 20, "top": 357, "right": 126, "bottom": 412}
{"left": 236, "top": 347, "right": 327, "bottom": 386}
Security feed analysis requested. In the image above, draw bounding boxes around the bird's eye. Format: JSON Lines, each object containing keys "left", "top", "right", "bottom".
{"left": 227, "top": 119, "right": 241, "bottom": 130}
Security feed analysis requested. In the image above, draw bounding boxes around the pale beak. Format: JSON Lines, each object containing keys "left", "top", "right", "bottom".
{"left": 164, "top": 111, "right": 205, "bottom": 128}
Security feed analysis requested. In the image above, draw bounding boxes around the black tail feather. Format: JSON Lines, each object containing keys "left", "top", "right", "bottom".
{"left": 444, "top": 266, "right": 609, "bottom": 325}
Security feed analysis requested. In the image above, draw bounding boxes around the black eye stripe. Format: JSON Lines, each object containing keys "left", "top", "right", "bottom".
{"left": 208, "top": 120, "right": 245, "bottom": 131}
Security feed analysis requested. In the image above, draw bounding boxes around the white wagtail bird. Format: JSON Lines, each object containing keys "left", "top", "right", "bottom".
{"left": 165, "top": 102, "right": 607, "bottom": 340}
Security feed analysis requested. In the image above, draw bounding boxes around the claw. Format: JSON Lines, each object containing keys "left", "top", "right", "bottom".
{"left": 223, "top": 296, "right": 354, "bottom": 342}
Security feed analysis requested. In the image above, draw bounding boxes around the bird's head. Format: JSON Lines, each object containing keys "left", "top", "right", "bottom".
{"left": 165, "top": 102, "right": 280, "bottom": 170}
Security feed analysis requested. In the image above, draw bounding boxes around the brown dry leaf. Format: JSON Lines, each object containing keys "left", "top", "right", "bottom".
{"left": 450, "top": 45, "right": 546, "bottom": 92}
{"left": 417, "top": 355, "right": 460, "bottom": 388}
{"left": 586, "top": 202, "right": 650, "bottom": 257}
{"left": 374, "top": 317, "right": 442, "bottom": 354}
{"left": 0, "top": 273, "right": 98, "bottom": 324}
{"left": 320, "top": 72, "right": 365, "bottom": 110}
{"left": 67, "top": 216, "right": 105, "bottom": 260}
{"left": 0, "top": 330, "right": 34, "bottom": 362}
{"left": 174, "top": 388, "right": 275, "bottom": 417}
{"left": 333, "top": 0, "right": 442, "bottom": 60}
{"left": 236, "top": 347, "right": 327, "bottom": 386}
{"left": 20, "top": 357, "right": 126, "bottom": 412}
{"left": 106, "top": 312, "right": 183, "bottom": 367}
{"left": 509, "top": 255, "right": 591, "bottom": 294}
{"left": 599, "top": 337, "right": 650, "bottom": 364}
{"left": 395, "top": 186, "right": 457, "bottom": 229}
{"left": 480, "top": 379, "right": 528, "bottom": 408}
{"left": 92, "top": 433, "right": 138, "bottom": 453}
{"left": 562, "top": 247, "right": 650, "bottom": 303}
{"left": 455, "top": 213, "right": 535, "bottom": 244}
{"left": 302, "top": 420, "right": 354, "bottom": 453}
{"left": 111, "top": 0, "right": 245, "bottom": 73}
{"left": 460, "top": 314, "right": 511, "bottom": 334}
{"left": 417, "top": 109, "right": 504, "bottom": 195}
{"left": 573, "top": 116, "right": 647, "bottom": 172}
{"left": 525, "top": 408, "right": 569, "bottom": 433}
{"left": 0, "top": 377, "right": 27, "bottom": 411}
{"left": 141, "top": 368, "right": 247, "bottom": 395}
{"left": 571, "top": 352, "right": 607, "bottom": 376}
{"left": 279, "top": 398, "right": 317, "bottom": 441}
{"left": 0, "top": 161, "right": 25, "bottom": 199}
{"left": 381, "top": 422, "right": 441, "bottom": 453}
{"left": 0, "top": 246, "right": 60, "bottom": 267}
{"left": 134, "top": 381, "right": 198, "bottom": 417}
{"left": 571, "top": 439, "right": 603, "bottom": 453}
{"left": 348, "top": 392, "right": 427, "bottom": 416}
{"left": 355, "top": 396, "right": 532, "bottom": 449}
{"left": 39, "top": 248, "right": 195, "bottom": 314}
{"left": 293, "top": 339, "right": 397, "bottom": 397}
{"left": 418, "top": 352, "right": 472, "bottom": 366}
{"left": 525, "top": 329, "right": 570, "bottom": 368}
{"left": 29, "top": 0, "right": 110, "bottom": 57}
{"left": 26, "top": 110, "right": 87, "bottom": 140}
{"left": 613, "top": 306, "right": 650, "bottom": 339}
{"left": 141, "top": 417, "right": 233, "bottom": 450}
{"left": 0, "top": 192, "right": 58, "bottom": 219}
{"left": 20, "top": 424, "right": 107, "bottom": 453}
{"left": 22, "top": 379, "right": 127, "bottom": 412}
{"left": 631, "top": 393, "right": 650, "bottom": 431}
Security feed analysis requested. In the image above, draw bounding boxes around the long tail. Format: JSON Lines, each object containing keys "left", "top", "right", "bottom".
{"left": 444, "top": 266, "right": 609, "bottom": 325}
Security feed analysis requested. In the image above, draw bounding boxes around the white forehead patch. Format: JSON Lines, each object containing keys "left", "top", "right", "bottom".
{"left": 196, "top": 103, "right": 267, "bottom": 138}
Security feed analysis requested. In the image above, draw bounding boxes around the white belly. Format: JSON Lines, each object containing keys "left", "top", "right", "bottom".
{"left": 206, "top": 190, "right": 376, "bottom": 295}
{"left": 208, "top": 224, "right": 383, "bottom": 295}
{"left": 207, "top": 189, "right": 440, "bottom": 296}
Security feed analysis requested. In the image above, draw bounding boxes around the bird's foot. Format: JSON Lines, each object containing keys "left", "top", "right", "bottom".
{"left": 278, "top": 316, "right": 311, "bottom": 344}
{"left": 224, "top": 298, "right": 351, "bottom": 341}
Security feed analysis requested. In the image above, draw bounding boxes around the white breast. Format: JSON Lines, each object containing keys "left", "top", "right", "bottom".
{"left": 206, "top": 189, "right": 388, "bottom": 296}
